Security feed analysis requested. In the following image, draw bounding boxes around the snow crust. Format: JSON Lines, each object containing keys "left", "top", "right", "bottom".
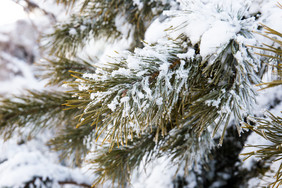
{"left": 0, "top": 138, "right": 91, "bottom": 187}
{"left": 200, "top": 21, "right": 239, "bottom": 57}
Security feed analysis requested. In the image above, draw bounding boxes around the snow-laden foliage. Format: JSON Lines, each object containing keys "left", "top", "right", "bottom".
{"left": 66, "top": 0, "right": 262, "bottom": 147}
{"left": 47, "top": 0, "right": 174, "bottom": 56}
{"left": 57, "top": 0, "right": 275, "bottom": 185}
{"left": 1, "top": 0, "right": 281, "bottom": 187}
{"left": 68, "top": 39, "right": 187, "bottom": 143}
{"left": 167, "top": 0, "right": 259, "bottom": 57}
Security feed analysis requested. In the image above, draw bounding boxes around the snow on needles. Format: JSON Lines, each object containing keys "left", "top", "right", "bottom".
{"left": 65, "top": 0, "right": 281, "bottom": 187}
{"left": 80, "top": 39, "right": 187, "bottom": 127}
{"left": 70, "top": 0, "right": 269, "bottom": 143}
{"left": 165, "top": 0, "right": 257, "bottom": 58}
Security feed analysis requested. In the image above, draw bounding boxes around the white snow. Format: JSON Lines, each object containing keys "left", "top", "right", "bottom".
{"left": 0, "top": 52, "right": 45, "bottom": 95}
{"left": 112, "top": 67, "right": 131, "bottom": 77}
{"left": 200, "top": 21, "right": 238, "bottom": 58}
{"left": 0, "top": 33, "right": 9, "bottom": 42}
{"left": 69, "top": 28, "right": 77, "bottom": 35}
{"left": 80, "top": 25, "right": 87, "bottom": 32}
{"left": 107, "top": 96, "right": 120, "bottom": 111}
{"left": 144, "top": 18, "right": 169, "bottom": 44}
{"left": 185, "top": 18, "right": 211, "bottom": 46}
{"left": 132, "top": 157, "right": 179, "bottom": 188}
{"left": 0, "top": 135, "right": 91, "bottom": 187}
{"left": 177, "top": 48, "right": 195, "bottom": 60}
{"left": 133, "top": 0, "right": 144, "bottom": 10}
{"left": 156, "top": 97, "right": 163, "bottom": 106}
{"left": 0, "top": 1, "right": 27, "bottom": 26}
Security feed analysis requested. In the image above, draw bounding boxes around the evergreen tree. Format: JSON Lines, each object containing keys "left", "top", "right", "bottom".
{"left": 0, "top": 0, "right": 281, "bottom": 187}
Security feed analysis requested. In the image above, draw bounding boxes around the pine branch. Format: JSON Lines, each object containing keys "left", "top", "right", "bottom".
{"left": 65, "top": 33, "right": 259, "bottom": 147}
{"left": 241, "top": 20, "right": 282, "bottom": 188}
{"left": 0, "top": 90, "right": 96, "bottom": 166}
{"left": 189, "top": 39, "right": 259, "bottom": 144}
{"left": 48, "top": 124, "right": 95, "bottom": 166}
{"left": 37, "top": 57, "right": 96, "bottom": 86}
{"left": 242, "top": 112, "right": 282, "bottom": 188}
{"left": 0, "top": 90, "right": 73, "bottom": 140}
{"left": 46, "top": 0, "right": 172, "bottom": 56}
{"left": 65, "top": 36, "right": 258, "bottom": 186}
{"left": 89, "top": 130, "right": 157, "bottom": 187}
{"left": 252, "top": 24, "right": 282, "bottom": 90}
{"left": 3, "top": 1, "right": 272, "bottom": 187}
{"left": 58, "top": 2, "right": 265, "bottom": 186}
{"left": 89, "top": 124, "right": 213, "bottom": 186}
{"left": 159, "top": 125, "right": 214, "bottom": 175}
{"left": 65, "top": 38, "right": 188, "bottom": 147}
{"left": 46, "top": 14, "right": 121, "bottom": 56}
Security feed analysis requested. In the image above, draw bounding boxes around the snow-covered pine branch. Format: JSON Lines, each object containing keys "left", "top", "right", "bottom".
{"left": 66, "top": 0, "right": 262, "bottom": 147}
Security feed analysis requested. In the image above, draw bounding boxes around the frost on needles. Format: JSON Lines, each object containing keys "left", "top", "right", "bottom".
{"left": 63, "top": 0, "right": 263, "bottom": 185}
{"left": 66, "top": 0, "right": 261, "bottom": 145}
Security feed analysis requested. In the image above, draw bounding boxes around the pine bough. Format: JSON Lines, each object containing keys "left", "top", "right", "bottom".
{"left": 1, "top": 0, "right": 280, "bottom": 187}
